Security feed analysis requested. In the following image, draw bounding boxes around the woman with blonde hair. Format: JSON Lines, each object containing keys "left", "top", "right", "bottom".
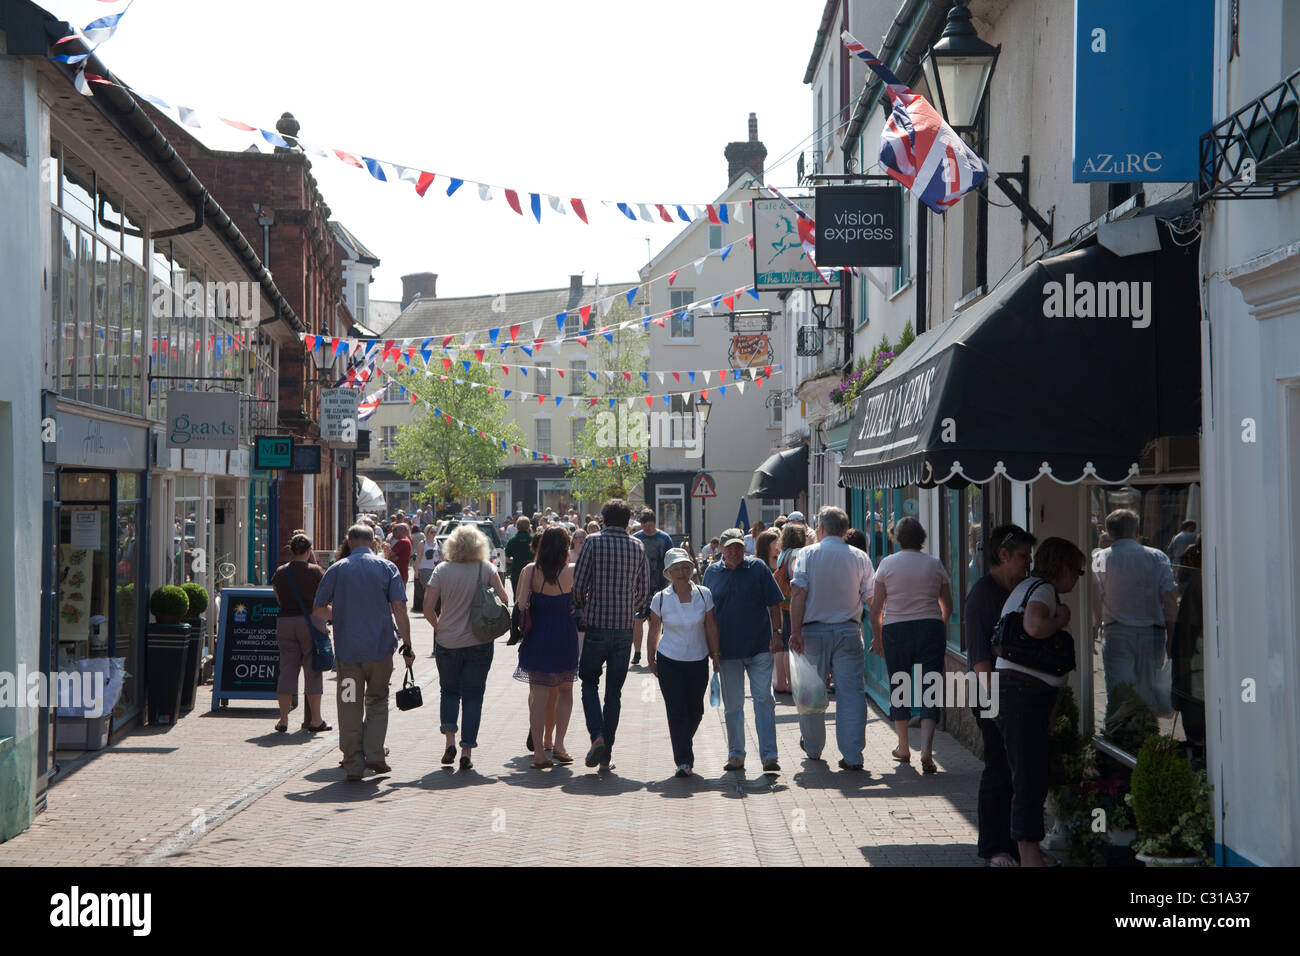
{"left": 424, "top": 524, "right": 509, "bottom": 770}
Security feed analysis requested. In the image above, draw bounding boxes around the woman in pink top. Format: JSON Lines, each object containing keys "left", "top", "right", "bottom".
{"left": 868, "top": 516, "right": 953, "bottom": 773}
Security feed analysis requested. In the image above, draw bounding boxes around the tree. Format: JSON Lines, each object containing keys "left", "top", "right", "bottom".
{"left": 392, "top": 361, "right": 523, "bottom": 507}
{"left": 566, "top": 301, "right": 650, "bottom": 502}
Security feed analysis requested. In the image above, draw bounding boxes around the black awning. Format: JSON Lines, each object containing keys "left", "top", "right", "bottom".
{"left": 749, "top": 445, "right": 809, "bottom": 498}
{"left": 841, "top": 230, "right": 1200, "bottom": 490}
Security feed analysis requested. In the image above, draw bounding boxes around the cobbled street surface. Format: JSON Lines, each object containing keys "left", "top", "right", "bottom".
{"left": 0, "top": 587, "right": 982, "bottom": 867}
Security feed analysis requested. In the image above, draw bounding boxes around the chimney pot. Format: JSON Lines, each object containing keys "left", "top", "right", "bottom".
{"left": 401, "top": 272, "right": 438, "bottom": 309}
{"left": 748, "top": 113, "right": 758, "bottom": 142}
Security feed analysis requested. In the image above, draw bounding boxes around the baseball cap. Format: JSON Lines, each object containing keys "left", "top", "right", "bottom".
{"left": 786, "top": 511, "right": 807, "bottom": 524}
{"left": 719, "top": 528, "right": 745, "bottom": 549}
{"left": 663, "top": 548, "right": 695, "bottom": 576}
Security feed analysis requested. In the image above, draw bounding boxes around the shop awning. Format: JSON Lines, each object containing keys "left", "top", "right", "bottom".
{"left": 356, "top": 475, "right": 387, "bottom": 513}
{"left": 748, "top": 445, "right": 809, "bottom": 498}
{"left": 840, "top": 232, "right": 1200, "bottom": 490}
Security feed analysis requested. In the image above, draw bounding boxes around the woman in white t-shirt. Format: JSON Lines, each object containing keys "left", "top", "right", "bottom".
{"left": 868, "top": 517, "right": 953, "bottom": 774}
{"left": 646, "top": 548, "right": 721, "bottom": 778}
{"left": 993, "top": 536, "right": 1085, "bottom": 868}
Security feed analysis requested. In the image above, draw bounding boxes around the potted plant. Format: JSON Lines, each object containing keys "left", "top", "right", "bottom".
{"left": 146, "top": 586, "right": 192, "bottom": 725}
{"left": 1126, "top": 734, "right": 1213, "bottom": 866}
{"left": 149, "top": 585, "right": 191, "bottom": 625}
{"left": 180, "top": 582, "right": 208, "bottom": 623}
{"left": 1044, "top": 686, "right": 1086, "bottom": 852}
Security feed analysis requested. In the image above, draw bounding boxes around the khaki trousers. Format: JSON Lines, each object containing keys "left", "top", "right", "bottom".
{"left": 336, "top": 656, "right": 394, "bottom": 776}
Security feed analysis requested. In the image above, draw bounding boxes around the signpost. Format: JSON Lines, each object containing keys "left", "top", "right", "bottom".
{"left": 752, "top": 196, "right": 842, "bottom": 290}
{"left": 691, "top": 472, "right": 717, "bottom": 498}
{"left": 253, "top": 435, "right": 293, "bottom": 470}
{"left": 211, "top": 587, "right": 283, "bottom": 708}
{"left": 321, "top": 388, "right": 360, "bottom": 445}
{"left": 165, "top": 390, "right": 240, "bottom": 450}
{"left": 813, "top": 186, "right": 903, "bottom": 267}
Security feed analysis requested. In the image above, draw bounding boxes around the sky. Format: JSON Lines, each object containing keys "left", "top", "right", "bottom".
{"left": 46, "top": 0, "right": 829, "bottom": 303}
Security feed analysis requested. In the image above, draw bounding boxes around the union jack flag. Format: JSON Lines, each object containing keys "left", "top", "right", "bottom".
{"left": 841, "top": 30, "right": 987, "bottom": 214}
{"left": 356, "top": 390, "right": 383, "bottom": 422}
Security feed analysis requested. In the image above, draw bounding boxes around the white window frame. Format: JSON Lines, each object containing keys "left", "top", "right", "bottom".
{"left": 655, "top": 483, "right": 686, "bottom": 537}
{"left": 708, "top": 224, "right": 723, "bottom": 251}
{"left": 535, "top": 361, "right": 551, "bottom": 396}
{"left": 769, "top": 396, "right": 783, "bottom": 429}
{"left": 569, "top": 359, "right": 586, "bottom": 394}
{"left": 669, "top": 289, "right": 695, "bottom": 342}
{"left": 570, "top": 415, "right": 586, "bottom": 452}
{"left": 534, "top": 416, "right": 552, "bottom": 455}
{"left": 668, "top": 395, "right": 696, "bottom": 447}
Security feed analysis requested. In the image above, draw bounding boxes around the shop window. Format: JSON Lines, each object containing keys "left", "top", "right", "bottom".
{"left": 1086, "top": 482, "right": 1203, "bottom": 758}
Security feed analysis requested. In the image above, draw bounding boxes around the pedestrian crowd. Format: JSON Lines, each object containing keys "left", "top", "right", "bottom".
{"left": 267, "top": 495, "right": 1180, "bottom": 868}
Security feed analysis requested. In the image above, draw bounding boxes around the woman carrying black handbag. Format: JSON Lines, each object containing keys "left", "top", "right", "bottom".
{"left": 992, "top": 536, "right": 1085, "bottom": 868}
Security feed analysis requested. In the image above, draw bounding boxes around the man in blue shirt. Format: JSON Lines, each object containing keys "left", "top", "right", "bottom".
{"left": 632, "top": 508, "right": 675, "bottom": 667}
{"left": 703, "top": 527, "right": 785, "bottom": 772}
{"left": 314, "top": 524, "right": 414, "bottom": 781}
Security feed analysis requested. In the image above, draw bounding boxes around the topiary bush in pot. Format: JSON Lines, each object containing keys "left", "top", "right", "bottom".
{"left": 1127, "top": 734, "right": 1212, "bottom": 864}
{"left": 149, "top": 585, "right": 191, "bottom": 624}
{"left": 180, "top": 582, "right": 209, "bottom": 618}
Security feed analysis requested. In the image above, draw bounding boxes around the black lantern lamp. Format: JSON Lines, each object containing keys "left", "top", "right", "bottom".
{"left": 809, "top": 286, "right": 835, "bottom": 329}
{"left": 920, "top": 0, "right": 1001, "bottom": 134}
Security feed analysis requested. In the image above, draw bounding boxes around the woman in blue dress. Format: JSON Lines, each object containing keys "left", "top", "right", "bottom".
{"left": 514, "top": 526, "right": 580, "bottom": 769}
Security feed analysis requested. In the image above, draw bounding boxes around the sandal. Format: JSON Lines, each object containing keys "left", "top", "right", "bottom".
{"left": 551, "top": 750, "right": 574, "bottom": 764}
{"left": 441, "top": 745, "right": 457, "bottom": 766}
{"left": 921, "top": 755, "right": 938, "bottom": 774}
{"left": 303, "top": 722, "right": 332, "bottom": 733}
{"left": 532, "top": 759, "right": 554, "bottom": 769}
{"left": 459, "top": 755, "right": 473, "bottom": 771}
{"left": 891, "top": 748, "right": 911, "bottom": 763}
{"left": 988, "top": 853, "right": 1019, "bottom": 868}
{"left": 274, "top": 722, "right": 288, "bottom": 733}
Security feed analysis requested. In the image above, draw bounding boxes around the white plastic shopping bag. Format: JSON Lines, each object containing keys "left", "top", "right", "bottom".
{"left": 789, "top": 651, "right": 829, "bottom": 715}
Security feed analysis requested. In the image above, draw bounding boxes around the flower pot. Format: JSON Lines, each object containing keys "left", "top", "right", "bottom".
{"left": 1136, "top": 852, "right": 1204, "bottom": 867}
{"left": 178, "top": 618, "right": 205, "bottom": 713}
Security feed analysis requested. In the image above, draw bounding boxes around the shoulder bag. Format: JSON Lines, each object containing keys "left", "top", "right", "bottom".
{"left": 991, "top": 579, "right": 1076, "bottom": 676}
{"left": 285, "top": 566, "right": 334, "bottom": 672}
{"left": 470, "top": 561, "right": 512, "bottom": 642}
{"left": 395, "top": 664, "right": 423, "bottom": 710}
{"left": 508, "top": 566, "right": 533, "bottom": 646}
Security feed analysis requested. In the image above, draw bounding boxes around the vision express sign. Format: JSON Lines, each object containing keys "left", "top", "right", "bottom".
{"left": 814, "top": 186, "right": 902, "bottom": 268}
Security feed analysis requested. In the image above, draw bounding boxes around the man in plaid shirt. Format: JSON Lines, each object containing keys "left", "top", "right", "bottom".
{"left": 572, "top": 498, "right": 651, "bottom": 771}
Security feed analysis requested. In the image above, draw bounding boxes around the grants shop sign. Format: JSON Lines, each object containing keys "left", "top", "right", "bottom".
{"left": 166, "top": 390, "right": 239, "bottom": 450}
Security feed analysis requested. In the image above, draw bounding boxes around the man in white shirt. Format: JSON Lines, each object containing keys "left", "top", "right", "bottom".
{"left": 1092, "top": 509, "right": 1179, "bottom": 712}
{"left": 789, "top": 506, "right": 875, "bottom": 770}
{"left": 742, "top": 521, "right": 766, "bottom": 557}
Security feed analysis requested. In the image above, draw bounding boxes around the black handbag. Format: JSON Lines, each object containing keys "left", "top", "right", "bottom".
{"left": 285, "top": 565, "right": 334, "bottom": 672}
{"left": 991, "top": 579, "right": 1076, "bottom": 676}
{"left": 395, "top": 664, "right": 422, "bottom": 711}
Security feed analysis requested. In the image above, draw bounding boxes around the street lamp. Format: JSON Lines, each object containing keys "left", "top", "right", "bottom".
{"left": 697, "top": 397, "right": 712, "bottom": 545}
{"left": 308, "top": 335, "right": 336, "bottom": 381}
{"left": 809, "top": 286, "right": 835, "bottom": 328}
{"left": 919, "top": 0, "right": 1001, "bottom": 134}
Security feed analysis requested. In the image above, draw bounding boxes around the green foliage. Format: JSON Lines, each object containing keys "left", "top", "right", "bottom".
{"left": 566, "top": 301, "right": 650, "bottom": 502}
{"left": 149, "top": 585, "right": 190, "bottom": 620}
{"left": 180, "top": 582, "right": 208, "bottom": 616}
{"left": 1103, "top": 684, "right": 1160, "bottom": 759}
{"left": 898, "top": 321, "right": 915, "bottom": 350}
{"left": 1129, "top": 735, "right": 1201, "bottom": 838}
{"left": 393, "top": 361, "right": 523, "bottom": 505}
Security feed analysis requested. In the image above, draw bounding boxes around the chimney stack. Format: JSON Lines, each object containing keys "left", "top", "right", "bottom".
{"left": 401, "top": 272, "right": 438, "bottom": 309}
{"left": 725, "top": 112, "right": 767, "bottom": 186}
{"left": 568, "top": 274, "right": 584, "bottom": 309}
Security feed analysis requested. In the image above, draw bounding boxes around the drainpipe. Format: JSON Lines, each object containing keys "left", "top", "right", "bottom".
{"left": 253, "top": 204, "right": 275, "bottom": 272}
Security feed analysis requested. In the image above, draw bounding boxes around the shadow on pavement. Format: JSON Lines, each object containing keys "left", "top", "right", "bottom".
{"left": 247, "top": 730, "right": 328, "bottom": 748}
{"left": 859, "top": 842, "right": 980, "bottom": 866}
{"left": 386, "top": 768, "right": 497, "bottom": 791}
{"left": 199, "top": 707, "right": 282, "bottom": 719}
{"left": 558, "top": 768, "right": 645, "bottom": 797}
{"left": 283, "top": 776, "right": 391, "bottom": 803}
{"left": 788, "top": 762, "right": 887, "bottom": 794}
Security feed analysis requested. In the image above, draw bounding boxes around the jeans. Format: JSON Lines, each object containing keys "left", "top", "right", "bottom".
{"left": 1102, "top": 623, "right": 1165, "bottom": 711}
{"left": 336, "top": 656, "right": 394, "bottom": 777}
{"left": 435, "top": 642, "right": 494, "bottom": 748}
{"left": 718, "top": 653, "right": 777, "bottom": 762}
{"left": 656, "top": 655, "right": 709, "bottom": 768}
{"left": 882, "top": 618, "right": 946, "bottom": 722}
{"left": 994, "top": 672, "right": 1057, "bottom": 843}
{"left": 797, "top": 622, "right": 866, "bottom": 764}
{"left": 578, "top": 627, "right": 633, "bottom": 757}
{"left": 975, "top": 709, "right": 1017, "bottom": 860}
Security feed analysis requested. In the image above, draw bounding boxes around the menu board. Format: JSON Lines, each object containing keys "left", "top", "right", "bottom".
{"left": 211, "top": 587, "right": 281, "bottom": 707}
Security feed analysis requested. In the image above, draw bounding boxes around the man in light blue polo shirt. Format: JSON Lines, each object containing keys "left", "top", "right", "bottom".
{"left": 314, "top": 524, "right": 414, "bottom": 781}
{"left": 789, "top": 506, "right": 875, "bottom": 771}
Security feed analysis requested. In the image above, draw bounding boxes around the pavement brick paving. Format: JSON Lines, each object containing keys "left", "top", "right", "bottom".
{"left": 0, "top": 586, "right": 983, "bottom": 866}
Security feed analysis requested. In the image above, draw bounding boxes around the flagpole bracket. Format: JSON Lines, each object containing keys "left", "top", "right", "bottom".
{"left": 992, "top": 155, "right": 1053, "bottom": 247}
